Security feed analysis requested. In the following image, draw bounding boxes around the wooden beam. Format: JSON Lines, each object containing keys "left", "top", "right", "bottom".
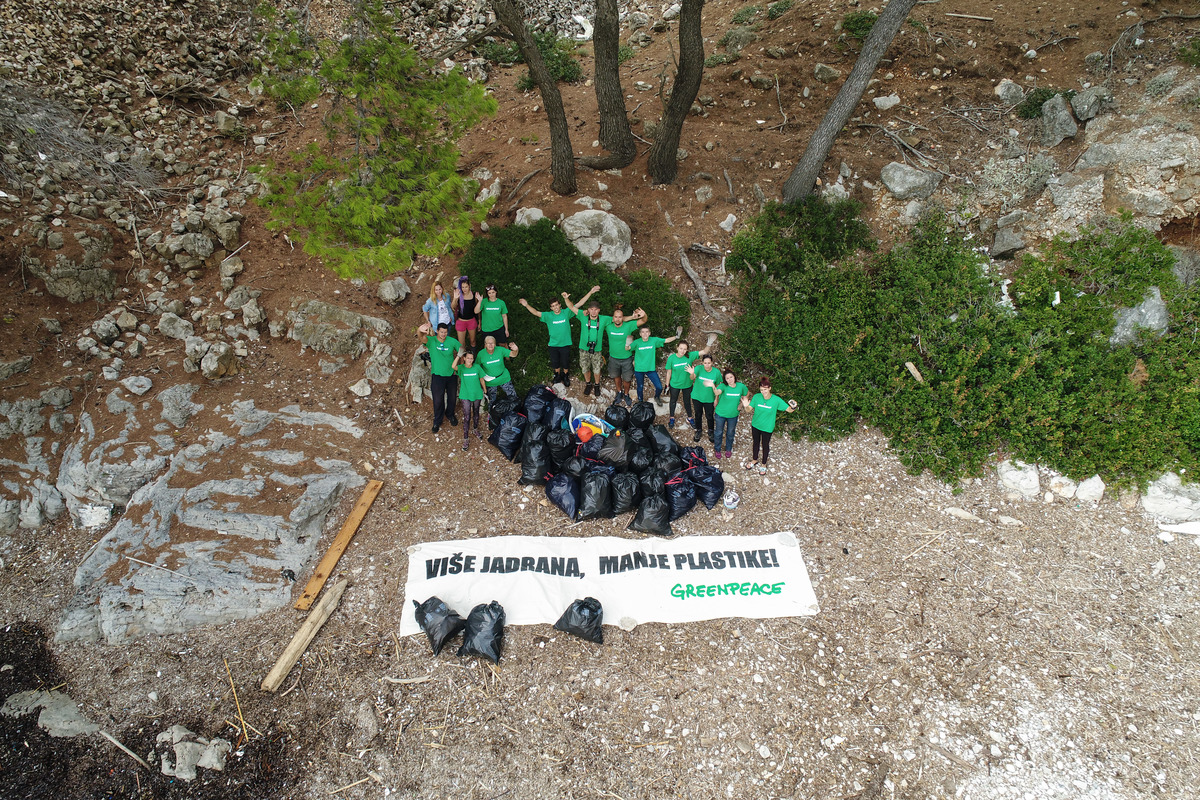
{"left": 294, "top": 480, "right": 383, "bottom": 611}
{"left": 262, "top": 579, "right": 349, "bottom": 692}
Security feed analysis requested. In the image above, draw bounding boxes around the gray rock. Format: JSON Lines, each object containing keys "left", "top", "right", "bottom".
{"left": 1, "top": 691, "right": 98, "bottom": 737}
{"left": 994, "top": 79, "right": 1025, "bottom": 105}
{"left": 158, "top": 384, "right": 202, "bottom": 428}
{"left": 750, "top": 75, "right": 774, "bottom": 90}
{"left": 378, "top": 277, "right": 411, "bottom": 305}
{"left": 629, "top": 11, "right": 650, "bottom": 29}
{"left": 1142, "top": 472, "right": 1200, "bottom": 521}
{"left": 122, "top": 376, "right": 153, "bottom": 396}
{"left": 20, "top": 231, "right": 116, "bottom": 304}
{"left": 814, "top": 63, "right": 841, "bottom": 83}
{"left": 997, "top": 210, "right": 1027, "bottom": 228}
{"left": 364, "top": 344, "right": 393, "bottom": 384}
{"left": 1110, "top": 286, "right": 1169, "bottom": 346}
{"left": 514, "top": 207, "right": 545, "bottom": 227}
{"left": 106, "top": 389, "right": 135, "bottom": 415}
{"left": 158, "top": 312, "right": 195, "bottom": 340}
{"left": 880, "top": 162, "right": 941, "bottom": 200}
{"left": 287, "top": 300, "right": 392, "bottom": 358}
{"left": 997, "top": 459, "right": 1040, "bottom": 500}
{"left": 1075, "top": 475, "right": 1106, "bottom": 503}
{"left": 349, "top": 379, "right": 372, "bottom": 397}
{"left": 46, "top": 231, "right": 65, "bottom": 250}
{"left": 663, "top": 3, "right": 681, "bottom": 21}
{"left": 19, "top": 479, "right": 65, "bottom": 528}
{"left": 695, "top": 185, "right": 713, "bottom": 203}
{"left": 224, "top": 285, "right": 252, "bottom": 310}
{"left": 1070, "top": 85, "right": 1113, "bottom": 122}
{"left": 719, "top": 213, "right": 737, "bottom": 232}
{"left": 1040, "top": 94, "right": 1078, "bottom": 148}
{"left": 991, "top": 228, "right": 1025, "bottom": 258}
{"left": 0, "top": 498, "right": 19, "bottom": 533}
{"left": 92, "top": 317, "right": 121, "bottom": 344}
{"left": 213, "top": 110, "right": 238, "bottom": 134}
{"left": 200, "top": 342, "right": 238, "bottom": 380}
{"left": 561, "top": 210, "right": 633, "bottom": 269}
{"left": 41, "top": 318, "right": 62, "bottom": 334}
{"left": 156, "top": 725, "right": 231, "bottom": 781}
{"left": 1168, "top": 245, "right": 1199, "bottom": 287}
{"left": 873, "top": 94, "right": 901, "bottom": 110}
{"left": 241, "top": 297, "right": 266, "bottom": 327}
{"left": 406, "top": 345, "right": 431, "bottom": 404}
{"left": 39, "top": 387, "right": 73, "bottom": 409}
{"left": 0, "top": 356, "right": 33, "bottom": 381}
{"left": 115, "top": 310, "right": 138, "bottom": 331}
{"left": 219, "top": 256, "right": 244, "bottom": 279}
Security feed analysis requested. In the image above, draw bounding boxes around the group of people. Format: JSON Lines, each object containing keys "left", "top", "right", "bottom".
{"left": 417, "top": 277, "right": 797, "bottom": 474}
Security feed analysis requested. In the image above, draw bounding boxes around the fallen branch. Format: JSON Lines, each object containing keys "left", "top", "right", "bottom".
{"left": 689, "top": 243, "right": 724, "bottom": 257}
{"left": 100, "top": 730, "right": 151, "bottom": 770}
{"left": 381, "top": 675, "right": 433, "bottom": 685}
{"left": 945, "top": 12, "right": 992, "bottom": 21}
{"left": 505, "top": 168, "right": 542, "bottom": 200}
{"left": 262, "top": 579, "right": 349, "bottom": 692}
{"left": 1108, "top": 13, "right": 1200, "bottom": 70}
{"left": 678, "top": 245, "right": 729, "bottom": 323}
{"left": 428, "top": 21, "right": 505, "bottom": 63}
{"left": 225, "top": 658, "right": 250, "bottom": 745}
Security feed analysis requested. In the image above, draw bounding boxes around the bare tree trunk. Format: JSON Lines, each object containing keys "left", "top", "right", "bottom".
{"left": 647, "top": 0, "right": 704, "bottom": 185}
{"left": 491, "top": 0, "right": 577, "bottom": 195}
{"left": 780, "top": 0, "right": 917, "bottom": 204}
{"left": 580, "top": 0, "right": 636, "bottom": 169}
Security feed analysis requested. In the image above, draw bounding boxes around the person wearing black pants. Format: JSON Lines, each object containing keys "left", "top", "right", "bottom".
{"left": 744, "top": 377, "right": 798, "bottom": 475}
{"left": 686, "top": 353, "right": 721, "bottom": 443}
{"left": 419, "top": 321, "right": 461, "bottom": 433}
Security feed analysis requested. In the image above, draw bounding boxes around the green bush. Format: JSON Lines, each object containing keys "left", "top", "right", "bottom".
{"left": 732, "top": 5, "right": 762, "bottom": 25}
{"left": 456, "top": 220, "right": 692, "bottom": 388}
{"left": 767, "top": 0, "right": 793, "bottom": 20}
{"left": 704, "top": 52, "right": 736, "bottom": 67}
{"left": 843, "top": 11, "right": 877, "bottom": 39}
{"left": 479, "top": 39, "right": 522, "bottom": 65}
{"left": 618, "top": 44, "right": 635, "bottom": 64}
{"left": 515, "top": 31, "right": 584, "bottom": 91}
{"left": 1178, "top": 37, "right": 1200, "bottom": 67}
{"left": 1015, "top": 87, "right": 1075, "bottom": 118}
{"left": 726, "top": 197, "right": 875, "bottom": 277}
{"left": 252, "top": 3, "right": 323, "bottom": 108}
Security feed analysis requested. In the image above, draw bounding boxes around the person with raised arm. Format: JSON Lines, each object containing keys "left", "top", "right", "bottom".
{"left": 626, "top": 324, "right": 682, "bottom": 403}
{"left": 563, "top": 285, "right": 608, "bottom": 397}
{"left": 742, "top": 377, "right": 798, "bottom": 475}
{"left": 451, "top": 276, "right": 480, "bottom": 350}
{"left": 476, "top": 283, "right": 510, "bottom": 345}
{"left": 417, "top": 320, "right": 461, "bottom": 433}
{"left": 451, "top": 348, "right": 487, "bottom": 451}
{"left": 477, "top": 335, "right": 519, "bottom": 410}
{"left": 602, "top": 304, "right": 647, "bottom": 406}
{"left": 663, "top": 339, "right": 711, "bottom": 429}
{"left": 518, "top": 295, "right": 575, "bottom": 387}
{"left": 686, "top": 353, "right": 721, "bottom": 444}
{"left": 711, "top": 368, "right": 750, "bottom": 461}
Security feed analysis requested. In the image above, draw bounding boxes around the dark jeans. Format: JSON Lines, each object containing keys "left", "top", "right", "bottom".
{"left": 635, "top": 371, "right": 663, "bottom": 401}
{"left": 752, "top": 427, "right": 774, "bottom": 463}
{"left": 486, "top": 381, "right": 517, "bottom": 406}
{"left": 692, "top": 400, "right": 714, "bottom": 434}
{"left": 714, "top": 414, "right": 738, "bottom": 452}
{"left": 431, "top": 373, "right": 458, "bottom": 426}
{"left": 668, "top": 386, "right": 692, "bottom": 419}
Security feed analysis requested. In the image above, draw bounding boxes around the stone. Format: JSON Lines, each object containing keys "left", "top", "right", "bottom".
{"left": 241, "top": 297, "right": 266, "bottom": 327}
{"left": 1168, "top": 245, "right": 1200, "bottom": 287}
{"left": 42, "top": 318, "right": 62, "bottom": 334}
{"left": 997, "top": 516, "right": 1024, "bottom": 527}
{"left": 515, "top": 207, "right": 545, "bottom": 227}
{"left": 991, "top": 228, "right": 1025, "bottom": 258}
{"left": 0, "top": 356, "right": 33, "bottom": 381}
{"left": 766, "top": 46, "right": 788, "bottom": 59}
{"left": 40, "top": 387, "right": 73, "bottom": 409}
{"left": 213, "top": 110, "right": 238, "bottom": 134}
{"left": 21, "top": 238, "right": 116, "bottom": 304}
{"left": 719, "top": 213, "right": 737, "bottom": 232}
{"left": 629, "top": 11, "right": 650, "bottom": 29}
{"left": 19, "top": 480, "right": 66, "bottom": 529}
{"left": 561, "top": 210, "right": 633, "bottom": 269}
{"left": 1142, "top": 473, "right": 1200, "bottom": 521}
{"left": 407, "top": 345, "right": 431, "bottom": 404}
{"left": 158, "top": 384, "right": 202, "bottom": 428}
{"left": 219, "top": 256, "right": 244, "bottom": 279}
{"left": 814, "top": 63, "right": 841, "bottom": 83}
{"left": 156, "top": 725, "right": 231, "bottom": 781}
{"left": 997, "top": 210, "right": 1026, "bottom": 228}
{"left": 364, "top": 344, "right": 393, "bottom": 384}
{"left": 1070, "top": 85, "right": 1113, "bottom": 121}
{"left": 944, "top": 507, "right": 983, "bottom": 523}
{"left": 92, "top": 317, "right": 121, "bottom": 344}
{"left": 200, "top": 342, "right": 238, "bottom": 379}
{"left": 663, "top": 4, "right": 681, "bottom": 21}
{"left": 1048, "top": 475, "right": 1078, "bottom": 499}
{"left": 1075, "top": 475, "right": 1106, "bottom": 503}
{"left": 287, "top": 301, "right": 392, "bottom": 358}
{"left": 873, "top": 94, "right": 901, "bottom": 110}
{"left": 157, "top": 312, "right": 194, "bottom": 340}
{"left": 224, "top": 285, "right": 252, "bottom": 310}
{"left": 575, "top": 195, "right": 613, "bottom": 211}
{"left": 475, "top": 177, "right": 502, "bottom": 205}
{"left": 880, "top": 162, "right": 941, "bottom": 200}
{"left": 750, "top": 75, "right": 774, "bottom": 90}
{"left": 695, "top": 185, "right": 713, "bottom": 203}
{"left": 121, "top": 376, "right": 153, "bottom": 396}
{"left": 349, "top": 379, "right": 372, "bottom": 397}
{"left": 1110, "top": 286, "right": 1169, "bottom": 347}
{"left": 1039, "top": 94, "right": 1078, "bottom": 148}
{"left": 1, "top": 691, "right": 99, "bottom": 737}
{"left": 997, "top": 460, "right": 1040, "bottom": 500}
{"left": 115, "top": 310, "right": 138, "bottom": 331}
{"left": 994, "top": 79, "right": 1024, "bottom": 105}
{"left": 378, "top": 277, "right": 411, "bottom": 305}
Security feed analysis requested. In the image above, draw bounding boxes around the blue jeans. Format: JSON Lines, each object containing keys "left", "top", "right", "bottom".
{"left": 635, "top": 371, "right": 663, "bottom": 401}
{"left": 713, "top": 414, "right": 738, "bottom": 452}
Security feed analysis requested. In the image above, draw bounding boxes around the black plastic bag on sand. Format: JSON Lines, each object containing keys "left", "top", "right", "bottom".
{"left": 546, "top": 397, "right": 572, "bottom": 430}
{"left": 686, "top": 464, "right": 725, "bottom": 509}
{"left": 604, "top": 404, "right": 629, "bottom": 431}
{"left": 578, "top": 470, "right": 614, "bottom": 520}
{"left": 488, "top": 413, "right": 526, "bottom": 461}
{"left": 629, "top": 494, "right": 672, "bottom": 537}
{"left": 562, "top": 455, "right": 588, "bottom": 478}
{"left": 578, "top": 434, "right": 604, "bottom": 460}
{"left": 650, "top": 424, "right": 680, "bottom": 455}
{"left": 519, "top": 439, "right": 549, "bottom": 485}
{"left": 546, "top": 473, "right": 580, "bottom": 520}
{"left": 458, "top": 601, "right": 506, "bottom": 663}
{"left": 522, "top": 421, "right": 548, "bottom": 450}
{"left": 412, "top": 596, "right": 466, "bottom": 655}
{"left": 488, "top": 396, "right": 519, "bottom": 428}
{"left": 640, "top": 469, "right": 666, "bottom": 497}
{"left": 654, "top": 452, "right": 682, "bottom": 475}
{"left": 625, "top": 427, "right": 649, "bottom": 450}
{"left": 680, "top": 446, "right": 707, "bottom": 467}
{"left": 611, "top": 472, "right": 642, "bottom": 515}
{"left": 554, "top": 597, "right": 604, "bottom": 644}
{"left": 546, "top": 429, "right": 574, "bottom": 471}
{"left": 597, "top": 434, "right": 630, "bottom": 470}
{"left": 523, "top": 385, "right": 555, "bottom": 425}
{"left": 629, "top": 445, "right": 654, "bottom": 475}
{"left": 665, "top": 471, "right": 697, "bottom": 521}
{"left": 629, "top": 401, "right": 655, "bottom": 429}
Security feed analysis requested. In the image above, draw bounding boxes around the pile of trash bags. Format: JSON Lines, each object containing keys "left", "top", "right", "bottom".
{"left": 414, "top": 595, "right": 604, "bottom": 661}
{"left": 489, "top": 386, "right": 725, "bottom": 538}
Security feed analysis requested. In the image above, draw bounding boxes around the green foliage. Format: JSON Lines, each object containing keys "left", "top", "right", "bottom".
{"left": 1178, "top": 37, "right": 1200, "bottom": 67}
{"left": 843, "top": 11, "right": 878, "bottom": 39}
{"left": 732, "top": 5, "right": 762, "bottom": 25}
{"left": 1015, "top": 87, "right": 1075, "bottom": 118}
{"left": 252, "top": 3, "right": 322, "bottom": 107}
{"left": 766, "top": 0, "right": 793, "bottom": 20}
{"left": 515, "top": 31, "right": 584, "bottom": 91}
{"left": 704, "top": 52, "right": 736, "bottom": 67}
{"left": 457, "top": 220, "right": 691, "bottom": 388}
{"left": 479, "top": 39, "right": 522, "bottom": 65}
{"left": 253, "top": 2, "right": 497, "bottom": 279}
{"left": 725, "top": 203, "right": 1200, "bottom": 486}
{"left": 618, "top": 44, "right": 635, "bottom": 64}
{"left": 726, "top": 197, "right": 876, "bottom": 277}
{"left": 718, "top": 26, "right": 758, "bottom": 53}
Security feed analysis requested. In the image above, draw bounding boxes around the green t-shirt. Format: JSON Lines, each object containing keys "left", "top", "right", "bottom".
{"left": 714, "top": 381, "right": 749, "bottom": 418}
{"left": 749, "top": 392, "right": 791, "bottom": 432}
{"left": 605, "top": 320, "right": 639, "bottom": 359}
{"left": 540, "top": 309, "right": 574, "bottom": 347}
{"left": 476, "top": 346, "right": 513, "bottom": 387}
{"left": 456, "top": 363, "right": 485, "bottom": 401}
{"left": 426, "top": 335, "right": 461, "bottom": 377}
{"left": 665, "top": 351, "right": 701, "bottom": 389}
{"left": 690, "top": 364, "right": 722, "bottom": 403}
{"left": 479, "top": 298, "right": 508, "bottom": 331}
{"left": 575, "top": 311, "right": 610, "bottom": 352}
{"left": 631, "top": 337, "right": 666, "bottom": 372}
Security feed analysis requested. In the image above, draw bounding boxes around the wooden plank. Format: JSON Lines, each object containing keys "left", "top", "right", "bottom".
{"left": 262, "top": 579, "right": 349, "bottom": 692}
{"left": 294, "top": 479, "right": 383, "bottom": 610}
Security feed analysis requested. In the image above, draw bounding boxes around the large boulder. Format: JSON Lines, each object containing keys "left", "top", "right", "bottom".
{"left": 561, "top": 210, "right": 633, "bottom": 269}
{"left": 1110, "top": 287, "right": 1169, "bottom": 347}
{"left": 880, "top": 162, "right": 941, "bottom": 200}
{"left": 378, "top": 277, "right": 411, "bottom": 305}
{"left": 1142, "top": 473, "right": 1200, "bottom": 521}
{"left": 1070, "top": 85, "right": 1113, "bottom": 122}
{"left": 287, "top": 300, "right": 393, "bottom": 358}
{"left": 1040, "top": 94, "right": 1078, "bottom": 148}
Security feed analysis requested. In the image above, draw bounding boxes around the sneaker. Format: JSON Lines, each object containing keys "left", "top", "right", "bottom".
{"left": 462, "top": 441, "right": 469, "bottom": 451}
{"left": 708, "top": 432, "right": 716, "bottom": 443}
{"left": 686, "top": 417, "right": 696, "bottom": 428}
{"left": 724, "top": 450, "right": 732, "bottom": 459}
{"left": 668, "top": 416, "right": 675, "bottom": 428}
{"left": 757, "top": 464, "right": 768, "bottom": 475}
{"left": 432, "top": 424, "right": 440, "bottom": 434}
{"left": 447, "top": 416, "right": 459, "bottom": 426}
{"left": 714, "top": 451, "right": 723, "bottom": 460}
{"left": 654, "top": 389, "right": 662, "bottom": 401}
{"left": 693, "top": 430, "right": 701, "bottom": 442}
{"left": 476, "top": 429, "right": 485, "bottom": 441}
{"left": 563, "top": 374, "right": 571, "bottom": 388}
{"left": 585, "top": 382, "right": 594, "bottom": 396}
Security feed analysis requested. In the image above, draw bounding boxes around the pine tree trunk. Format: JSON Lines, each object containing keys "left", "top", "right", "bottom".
{"left": 491, "top": 0, "right": 577, "bottom": 195}
{"left": 581, "top": 0, "right": 636, "bottom": 169}
{"left": 647, "top": 0, "right": 705, "bottom": 185}
{"left": 781, "top": 0, "right": 917, "bottom": 204}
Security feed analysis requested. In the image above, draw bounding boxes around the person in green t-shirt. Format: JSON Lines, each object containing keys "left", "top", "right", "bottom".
{"left": 625, "top": 324, "right": 682, "bottom": 403}
{"left": 743, "top": 376, "right": 797, "bottom": 474}
{"left": 451, "top": 349, "right": 487, "bottom": 451}
{"left": 417, "top": 321, "right": 462, "bottom": 433}
{"left": 603, "top": 305, "right": 647, "bottom": 406}
{"left": 518, "top": 296, "right": 575, "bottom": 387}
{"left": 564, "top": 285, "right": 609, "bottom": 398}
{"left": 476, "top": 284, "right": 510, "bottom": 345}
{"left": 711, "top": 369, "right": 749, "bottom": 460}
{"left": 477, "top": 335, "right": 519, "bottom": 409}
{"left": 663, "top": 340, "right": 711, "bottom": 429}
{"left": 686, "top": 353, "right": 722, "bottom": 443}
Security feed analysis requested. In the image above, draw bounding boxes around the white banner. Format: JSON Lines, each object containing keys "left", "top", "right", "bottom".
{"left": 399, "top": 532, "right": 819, "bottom": 636}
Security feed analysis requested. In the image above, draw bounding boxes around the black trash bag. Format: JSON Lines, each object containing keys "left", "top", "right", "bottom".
{"left": 412, "top": 596, "right": 466, "bottom": 655}
{"left": 611, "top": 472, "right": 642, "bottom": 515}
{"left": 488, "top": 413, "right": 526, "bottom": 461}
{"left": 488, "top": 396, "right": 519, "bottom": 428}
{"left": 654, "top": 452, "right": 682, "bottom": 475}
{"left": 578, "top": 470, "right": 614, "bottom": 520}
{"left": 519, "top": 422, "right": 548, "bottom": 467}
{"left": 519, "top": 439, "right": 550, "bottom": 485}
{"left": 640, "top": 469, "right": 666, "bottom": 497}
{"left": 586, "top": 462, "right": 616, "bottom": 479}
{"left": 546, "top": 397, "right": 572, "bottom": 431}
{"left": 680, "top": 446, "right": 707, "bottom": 467}
{"left": 523, "top": 385, "right": 556, "bottom": 425}
{"left": 546, "top": 429, "right": 575, "bottom": 472}
{"left": 629, "top": 445, "right": 654, "bottom": 475}
{"left": 562, "top": 455, "right": 588, "bottom": 478}
{"left": 650, "top": 424, "right": 681, "bottom": 455}
{"left": 629, "top": 494, "right": 672, "bottom": 537}
{"left": 554, "top": 597, "right": 604, "bottom": 644}
{"left": 604, "top": 404, "right": 630, "bottom": 431}
{"left": 629, "top": 401, "right": 655, "bottom": 429}
{"left": 625, "top": 426, "right": 650, "bottom": 450}
{"left": 665, "top": 471, "right": 698, "bottom": 521}
{"left": 546, "top": 473, "right": 581, "bottom": 520}
{"left": 597, "top": 433, "right": 630, "bottom": 470}
{"left": 686, "top": 464, "right": 725, "bottom": 510}
{"left": 458, "top": 601, "right": 506, "bottom": 663}
{"left": 578, "top": 433, "right": 604, "bottom": 460}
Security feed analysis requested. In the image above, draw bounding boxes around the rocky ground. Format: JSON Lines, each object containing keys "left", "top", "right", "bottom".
{"left": 1, "top": 0, "right": 1199, "bottom": 798}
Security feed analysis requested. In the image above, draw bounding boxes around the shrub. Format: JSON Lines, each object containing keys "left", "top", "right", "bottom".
{"left": 515, "top": 31, "right": 584, "bottom": 91}
{"left": 456, "top": 220, "right": 691, "bottom": 388}
{"left": 1178, "top": 37, "right": 1200, "bottom": 67}
{"left": 704, "top": 52, "right": 736, "bottom": 67}
{"left": 252, "top": 3, "right": 322, "bottom": 108}
{"left": 732, "top": 5, "right": 762, "bottom": 25}
{"left": 843, "top": 11, "right": 877, "bottom": 39}
{"left": 1015, "top": 87, "right": 1074, "bottom": 118}
{"left": 726, "top": 197, "right": 875, "bottom": 277}
{"left": 479, "top": 39, "right": 522, "bottom": 65}
{"left": 767, "top": 0, "right": 793, "bottom": 20}
{"left": 617, "top": 44, "right": 635, "bottom": 64}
